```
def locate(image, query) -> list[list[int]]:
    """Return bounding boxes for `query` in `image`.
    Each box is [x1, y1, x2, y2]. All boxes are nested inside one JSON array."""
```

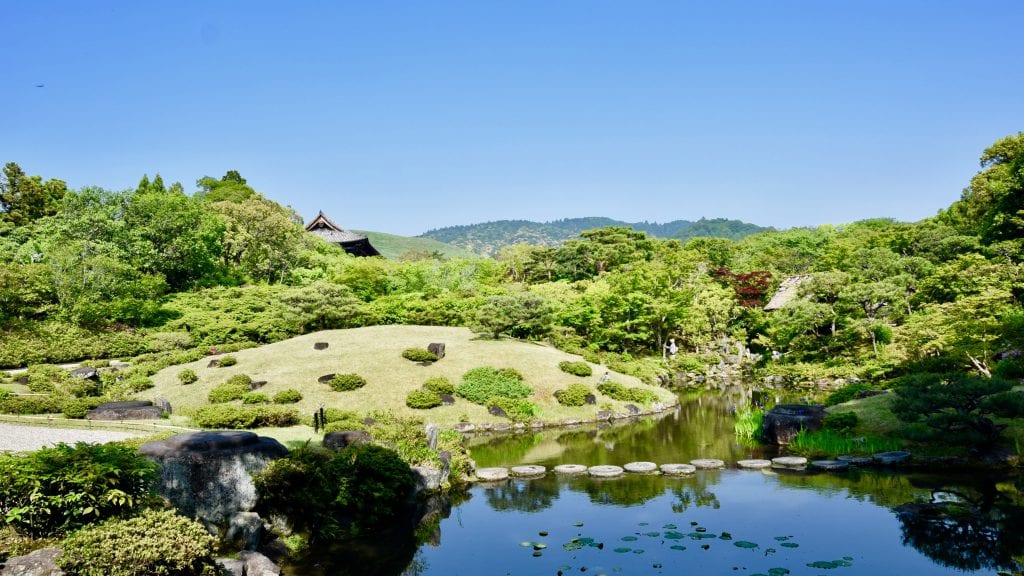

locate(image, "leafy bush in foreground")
[[558, 361, 592, 377], [0, 442, 158, 538], [329, 373, 367, 392], [57, 509, 220, 576], [456, 367, 532, 405], [554, 382, 592, 407], [190, 405, 299, 429]]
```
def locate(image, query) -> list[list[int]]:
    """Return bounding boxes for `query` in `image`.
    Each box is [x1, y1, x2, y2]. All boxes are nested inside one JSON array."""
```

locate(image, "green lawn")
[[139, 326, 676, 429]]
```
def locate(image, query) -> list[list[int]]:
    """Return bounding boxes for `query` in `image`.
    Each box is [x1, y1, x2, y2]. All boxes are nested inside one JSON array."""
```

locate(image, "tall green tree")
[[0, 162, 67, 226]]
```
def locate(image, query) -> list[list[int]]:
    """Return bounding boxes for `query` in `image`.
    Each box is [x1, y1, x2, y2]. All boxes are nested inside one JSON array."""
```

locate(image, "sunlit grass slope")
[[140, 326, 675, 428]]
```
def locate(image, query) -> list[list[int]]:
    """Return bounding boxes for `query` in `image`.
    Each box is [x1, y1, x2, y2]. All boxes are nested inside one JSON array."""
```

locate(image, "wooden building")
[[305, 211, 380, 257]]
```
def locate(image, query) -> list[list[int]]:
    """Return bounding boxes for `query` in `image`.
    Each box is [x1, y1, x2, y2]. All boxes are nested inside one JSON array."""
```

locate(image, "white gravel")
[[0, 423, 143, 452]]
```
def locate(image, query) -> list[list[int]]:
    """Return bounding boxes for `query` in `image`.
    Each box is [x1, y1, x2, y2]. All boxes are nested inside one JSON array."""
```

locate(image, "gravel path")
[[0, 423, 143, 452]]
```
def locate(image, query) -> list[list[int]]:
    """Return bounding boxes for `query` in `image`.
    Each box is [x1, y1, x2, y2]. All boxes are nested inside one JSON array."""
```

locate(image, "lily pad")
[[734, 541, 759, 549], [575, 522, 585, 527], [688, 532, 717, 539], [695, 527, 707, 532], [774, 536, 790, 541], [663, 523, 678, 529], [631, 549, 645, 554], [781, 542, 799, 549], [767, 569, 791, 576], [520, 541, 535, 547], [670, 545, 687, 551], [614, 547, 632, 554], [534, 543, 547, 550], [644, 531, 660, 537], [621, 536, 638, 542], [539, 531, 549, 537], [532, 551, 542, 557], [807, 559, 853, 569], [719, 532, 733, 541], [664, 531, 685, 540]]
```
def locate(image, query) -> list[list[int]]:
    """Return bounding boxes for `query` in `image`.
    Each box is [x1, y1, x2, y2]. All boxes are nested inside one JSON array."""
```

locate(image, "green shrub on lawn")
[[402, 347, 438, 363], [190, 405, 299, 429], [60, 397, 105, 419], [0, 442, 158, 538], [406, 389, 443, 409], [242, 393, 269, 404], [177, 369, 199, 385], [554, 382, 592, 407], [207, 375, 252, 403], [273, 389, 303, 404], [456, 367, 532, 405], [423, 376, 454, 395], [329, 373, 367, 391], [596, 380, 659, 404], [823, 412, 859, 434], [217, 355, 237, 367], [57, 509, 220, 576], [486, 396, 539, 422], [558, 361, 592, 377]]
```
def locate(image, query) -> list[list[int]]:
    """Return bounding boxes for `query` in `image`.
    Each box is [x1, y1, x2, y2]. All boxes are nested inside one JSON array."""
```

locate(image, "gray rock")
[[454, 422, 475, 432], [660, 463, 696, 475], [68, 366, 98, 381], [837, 455, 872, 465], [588, 465, 624, 478], [623, 461, 658, 473], [154, 397, 173, 415], [690, 459, 725, 469], [139, 432, 287, 530], [475, 467, 509, 481], [240, 551, 281, 576], [317, 373, 336, 383], [761, 404, 826, 445], [510, 465, 546, 477], [595, 410, 614, 421], [427, 342, 446, 359], [226, 511, 263, 550], [412, 466, 445, 492], [313, 342, 329, 350], [873, 450, 912, 465], [87, 400, 164, 420], [584, 394, 596, 405], [488, 405, 508, 418], [249, 380, 267, 390], [0, 547, 63, 576], [553, 464, 588, 475], [811, 460, 849, 471], [736, 459, 772, 469], [624, 404, 641, 415], [425, 423, 439, 450], [771, 456, 808, 468], [323, 430, 372, 450], [439, 393, 455, 405]]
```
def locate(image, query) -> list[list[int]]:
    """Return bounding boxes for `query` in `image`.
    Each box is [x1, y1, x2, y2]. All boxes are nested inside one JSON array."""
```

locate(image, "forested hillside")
[[421, 217, 770, 256], [1, 134, 1022, 400]]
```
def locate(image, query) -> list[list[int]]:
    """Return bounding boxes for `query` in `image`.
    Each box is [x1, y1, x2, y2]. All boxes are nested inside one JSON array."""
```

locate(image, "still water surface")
[[293, 394, 1024, 575]]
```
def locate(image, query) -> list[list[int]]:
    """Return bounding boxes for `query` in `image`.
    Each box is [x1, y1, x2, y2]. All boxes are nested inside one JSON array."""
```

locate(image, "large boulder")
[[87, 400, 164, 420], [427, 342, 446, 359], [0, 548, 63, 576], [139, 431, 287, 531], [761, 404, 826, 445]]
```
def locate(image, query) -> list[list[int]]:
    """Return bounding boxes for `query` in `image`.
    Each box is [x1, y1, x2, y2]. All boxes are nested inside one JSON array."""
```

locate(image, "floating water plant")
[[781, 542, 799, 548], [806, 558, 854, 569], [767, 568, 791, 576], [670, 545, 687, 551], [643, 531, 660, 537], [621, 536, 638, 542], [614, 547, 631, 553], [734, 541, 759, 549], [664, 531, 685, 540]]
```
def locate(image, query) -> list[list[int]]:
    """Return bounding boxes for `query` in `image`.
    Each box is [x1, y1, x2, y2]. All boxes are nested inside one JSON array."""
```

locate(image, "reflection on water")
[[287, 392, 1024, 575]]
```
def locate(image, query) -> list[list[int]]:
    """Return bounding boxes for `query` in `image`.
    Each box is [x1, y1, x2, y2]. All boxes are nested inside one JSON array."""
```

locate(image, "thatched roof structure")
[[305, 211, 380, 257], [763, 275, 814, 311]]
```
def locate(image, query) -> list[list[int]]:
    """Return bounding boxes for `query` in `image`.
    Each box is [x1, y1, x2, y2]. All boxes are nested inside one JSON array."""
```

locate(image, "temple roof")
[[305, 211, 369, 243]]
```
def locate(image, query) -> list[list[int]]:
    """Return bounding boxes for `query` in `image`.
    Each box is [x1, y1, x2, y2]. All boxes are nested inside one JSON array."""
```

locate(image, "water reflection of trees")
[[669, 476, 720, 512], [484, 478, 560, 513]]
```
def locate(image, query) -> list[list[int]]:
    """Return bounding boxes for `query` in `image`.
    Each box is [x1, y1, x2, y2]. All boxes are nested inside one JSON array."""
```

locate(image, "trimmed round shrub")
[[242, 393, 269, 404], [190, 405, 300, 429], [423, 376, 455, 395], [57, 509, 219, 576], [329, 373, 367, 392], [456, 367, 532, 405], [207, 375, 252, 403], [323, 419, 367, 433], [597, 380, 659, 404], [121, 372, 154, 393], [0, 394, 63, 415], [177, 369, 199, 385], [273, 389, 303, 404], [406, 389, 443, 409], [217, 355, 237, 367], [558, 361, 593, 377], [402, 347, 438, 363], [486, 397, 539, 422], [60, 397, 105, 419], [554, 382, 591, 407]]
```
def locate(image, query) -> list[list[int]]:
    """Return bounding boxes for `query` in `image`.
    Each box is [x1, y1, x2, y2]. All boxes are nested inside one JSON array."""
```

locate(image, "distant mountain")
[[419, 217, 771, 256], [355, 230, 478, 260]]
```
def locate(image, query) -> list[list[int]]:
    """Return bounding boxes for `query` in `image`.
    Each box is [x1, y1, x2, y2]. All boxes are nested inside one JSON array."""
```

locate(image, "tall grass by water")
[[733, 409, 763, 445], [789, 429, 901, 458]]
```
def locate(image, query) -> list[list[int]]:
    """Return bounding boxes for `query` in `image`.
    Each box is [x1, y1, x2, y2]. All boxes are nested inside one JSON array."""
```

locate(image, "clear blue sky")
[[3, 1, 1022, 236]]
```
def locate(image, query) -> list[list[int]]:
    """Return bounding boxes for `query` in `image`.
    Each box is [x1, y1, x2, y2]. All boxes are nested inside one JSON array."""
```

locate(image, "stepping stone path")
[[476, 467, 510, 481], [623, 461, 658, 473], [588, 465, 625, 478], [554, 464, 588, 475], [837, 455, 872, 465], [771, 456, 808, 468], [873, 451, 912, 465], [660, 464, 696, 475], [736, 459, 772, 469], [690, 459, 725, 469], [510, 465, 546, 478], [811, 460, 850, 471]]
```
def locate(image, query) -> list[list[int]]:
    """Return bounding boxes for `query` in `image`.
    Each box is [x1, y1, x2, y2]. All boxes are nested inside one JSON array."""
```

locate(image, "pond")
[[286, 393, 1024, 576]]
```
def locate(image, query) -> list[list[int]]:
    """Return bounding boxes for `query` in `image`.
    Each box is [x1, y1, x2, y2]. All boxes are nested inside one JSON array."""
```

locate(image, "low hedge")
[[328, 373, 366, 392], [423, 376, 454, 395], [0, 394, 63, 415], [177, 369, 198, 385], [486, 397, 539, 422], [554, 382, 591, 407], [402, 347, 438, 363], [273, 389, 303, 404], [558, 361, 592, 377], [241, 393, 269, 404], [57, 509, 220, 576], [406, 389, 443, 409], [207, 375, 252, 403], [597, 381, 659, 404], [456, 367, 532, 405], [190, 405, 299, 429], [217, 355, 238, 367]]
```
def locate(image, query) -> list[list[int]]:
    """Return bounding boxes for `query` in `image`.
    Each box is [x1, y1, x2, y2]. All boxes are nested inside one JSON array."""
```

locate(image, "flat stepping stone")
[[690, 459, 725, 469], [873, 451, 912, 465], [811, 460, 849, 471], [837, 455, 872, 465], [588, 465, 625, 478], [736, 459, 773, 469], [623, 461, 658, 473], [554, 464, 588, 475], [510, 465, 546, 477], [475, 467, 509, 481], [771, 456, 808, 468], [660, 464, 696, 475]]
